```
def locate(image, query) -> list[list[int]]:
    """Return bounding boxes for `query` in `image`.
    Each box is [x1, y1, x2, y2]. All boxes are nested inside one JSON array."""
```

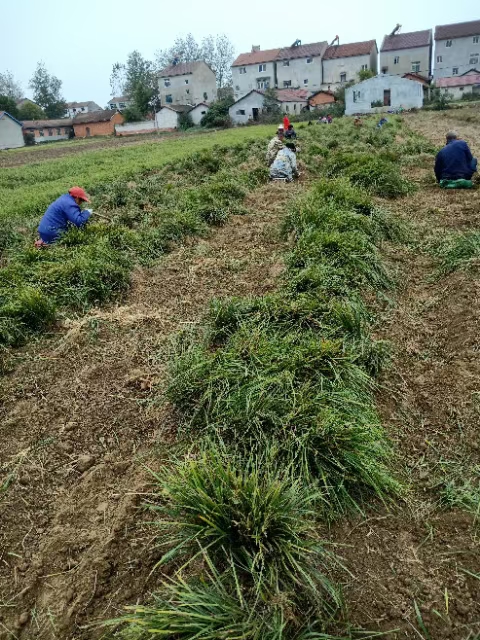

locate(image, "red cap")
[[68, 186, 90, 202]]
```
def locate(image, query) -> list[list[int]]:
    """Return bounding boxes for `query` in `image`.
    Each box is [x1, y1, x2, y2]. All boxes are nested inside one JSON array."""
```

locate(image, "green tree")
[[200, 96, 234, 128], [262, 88, 281, 116], [110, 51, 159, 117], [0, 95, 19, 118], [18, 101, 46, 120], [358, 68, 375, 82], [29, 63, 66, 118], [0, 71, 22, 100]]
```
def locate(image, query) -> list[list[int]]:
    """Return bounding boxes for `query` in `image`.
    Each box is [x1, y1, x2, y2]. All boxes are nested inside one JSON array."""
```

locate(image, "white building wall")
[[0, 116, 24, 149], [189, 105, 209, 125], [434, 35, 480, 79], [439, 84, 480, 99], [159, 63, 217, 105], [115, 120, 157, 135], [233, 61, 276, 99], [345, 75, 423, 115], [322, 53, 374, 90], [282, 100, 308, 114], [35, 132, 70, 143], [155, 108, 181, 129], [381, 45, 431, 77], [276, 56, 323, 92], [229, 92, 266, 125]]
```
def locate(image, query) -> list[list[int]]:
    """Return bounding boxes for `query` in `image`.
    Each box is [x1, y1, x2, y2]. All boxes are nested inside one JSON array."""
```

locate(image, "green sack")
[[439, 178, 474, 189]]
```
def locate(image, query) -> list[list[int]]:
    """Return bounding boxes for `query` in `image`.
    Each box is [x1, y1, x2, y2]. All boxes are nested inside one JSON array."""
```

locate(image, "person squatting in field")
[[37, 187, 92, 245], [269, 142, 299, 182], [434, 131, 477, 187], [266, 125, 285, 166]]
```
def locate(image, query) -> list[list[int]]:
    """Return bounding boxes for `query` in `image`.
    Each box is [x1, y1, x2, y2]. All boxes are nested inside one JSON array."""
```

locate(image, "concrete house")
[[276, 88, 309, 114], [158, 61, 217, 106], [0, 111, 24, 150], [231, 41, 327, 100], [64, 101, 102, 119], [22, 119, 73, 143], [189, 103, 209, 125], [155, 104, 193, 130], [345, 75, 423, 115], [380, 28, 432, 77], [108, 95, 132, 111], [228, 88, 308, 125], [322, 40, 378, 90], [436, 70, 480, 99], [73, 109, 124, 138], [434, 19, 480, 79], [309, 90, 336, 108]]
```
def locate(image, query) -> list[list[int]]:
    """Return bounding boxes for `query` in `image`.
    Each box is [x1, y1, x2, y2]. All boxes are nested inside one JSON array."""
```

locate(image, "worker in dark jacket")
[[434, 131, 477, 183], [37, 187, 91, 244]]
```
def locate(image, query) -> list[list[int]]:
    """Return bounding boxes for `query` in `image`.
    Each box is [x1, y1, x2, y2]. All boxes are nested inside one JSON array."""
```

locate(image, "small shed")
[[229, 90, 269, 125], [436, 70, 480, 100], [155, 104, 193, 130], [189, 103, 209, 125], [345, 75, 423, 115], [73, 109, 124, 138], [0, 111, 24, 150], [276, 89, 309, 115], [308, 90, 336, 108], [22, 119, 73, 143]]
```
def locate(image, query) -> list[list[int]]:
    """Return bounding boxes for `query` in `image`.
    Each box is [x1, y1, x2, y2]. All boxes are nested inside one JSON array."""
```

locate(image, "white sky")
[[0, 0, 476, 106]]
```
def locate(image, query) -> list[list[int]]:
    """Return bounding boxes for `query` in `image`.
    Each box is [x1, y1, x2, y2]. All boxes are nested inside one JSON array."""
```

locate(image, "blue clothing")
[[38, 193, 91, 243], [269, 147, 298, 181], [434, 139, 477, 182]]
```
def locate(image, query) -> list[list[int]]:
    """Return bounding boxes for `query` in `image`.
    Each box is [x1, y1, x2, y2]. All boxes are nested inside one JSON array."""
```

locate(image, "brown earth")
[[329, 110, 480, 639], [0, 182, 297, 639]]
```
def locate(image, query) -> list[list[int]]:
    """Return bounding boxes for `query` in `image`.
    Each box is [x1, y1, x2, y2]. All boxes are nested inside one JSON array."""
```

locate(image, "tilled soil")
[[0, 182, 296, 639], [329, 111, 480, 639]]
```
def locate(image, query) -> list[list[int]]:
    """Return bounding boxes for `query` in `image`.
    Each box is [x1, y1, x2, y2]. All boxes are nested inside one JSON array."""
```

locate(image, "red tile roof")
[[277, 42, 327, 61], [159, 61, 209, 77], [22, 119, 73, 128], [73, 110, 118, 124], [435, 19, 480, 40], [381, 29, 432, 52], [436, 73, 480, 88], [232, 48, 281, 67], [402, 72, 430, 85], [323, 40, 377, 60], [275, 89, 309, 102]]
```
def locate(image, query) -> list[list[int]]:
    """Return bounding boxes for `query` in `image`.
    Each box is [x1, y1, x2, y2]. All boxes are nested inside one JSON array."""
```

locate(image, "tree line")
[[0, 64, 66, 120]]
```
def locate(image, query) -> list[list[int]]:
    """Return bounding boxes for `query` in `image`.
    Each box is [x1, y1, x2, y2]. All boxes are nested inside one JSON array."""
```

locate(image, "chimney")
[[251, 45, 260, 53]]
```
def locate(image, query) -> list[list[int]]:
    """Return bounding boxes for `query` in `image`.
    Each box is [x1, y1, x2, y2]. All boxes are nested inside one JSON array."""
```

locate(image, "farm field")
[[0, 110, 479, 640]]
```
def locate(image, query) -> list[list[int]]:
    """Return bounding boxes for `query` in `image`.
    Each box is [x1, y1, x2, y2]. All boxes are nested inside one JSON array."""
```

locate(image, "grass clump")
[[432, 231, 480, 275]]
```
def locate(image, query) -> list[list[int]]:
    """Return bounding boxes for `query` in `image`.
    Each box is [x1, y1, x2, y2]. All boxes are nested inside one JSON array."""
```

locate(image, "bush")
[[432, 231, 480, 275], [178, 111, 194, 130], [201, 97, 235, 128]]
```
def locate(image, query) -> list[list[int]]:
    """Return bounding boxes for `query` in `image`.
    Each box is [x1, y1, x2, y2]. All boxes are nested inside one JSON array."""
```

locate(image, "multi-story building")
[[158, 61, 217, 106], [321, 40, 378, 90], [64, 101, 102, 119], [380, 28, 432, 78], [231, 41, 327, 100], [108, 95, 133, 111], [434, 19, 480, 79]]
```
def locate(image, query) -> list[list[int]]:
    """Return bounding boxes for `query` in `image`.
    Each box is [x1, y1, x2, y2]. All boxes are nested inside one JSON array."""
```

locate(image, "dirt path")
[[330, 113, 480, 639], [0, 182, 297, 639]]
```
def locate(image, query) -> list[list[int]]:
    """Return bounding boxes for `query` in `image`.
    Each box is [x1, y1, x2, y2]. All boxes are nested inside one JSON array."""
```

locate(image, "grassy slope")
[[0, 125, 274, 220]]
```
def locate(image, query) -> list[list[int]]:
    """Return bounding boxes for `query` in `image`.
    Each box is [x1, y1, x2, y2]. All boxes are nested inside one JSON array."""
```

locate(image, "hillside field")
[[0, 108, 480, 640]]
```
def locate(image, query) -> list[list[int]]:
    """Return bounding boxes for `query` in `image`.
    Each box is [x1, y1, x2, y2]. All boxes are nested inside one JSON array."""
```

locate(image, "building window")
[[186, 89, 190, 94], [81, 107, 85, 111], [306, 57, 312, 63], [164, 79, 171, 87], [340, 72, 347, 83], [64, 109, 69, 116], [201, 110, 206, 115], [304, 79, 308, 85], [362, 63, 369, 70], [258, 64, 266, 72], [236, 109, 246, 115], [73, 108, 77, 113], [257, 79, 270, 89], [235, 85, 240, 90], [239, 67, 246, 74], [39, 129, 44, 137], [283, 80, 291, 87], [353, 90, 361, 102], [437, 55, 442, 63], [285, 105, 289, 112], [459, 87, 464, 91], [110, 103, 116, 109], [48, 129, 53, 136], [381, 67, 388, 74], [203, 92, 208, 101], [452, 67, 458, 75], [185, 79, 189, 84], [166, 94, 173, 103], [86, 127, 91, 137], [56, 128, 61, 135], [119, 102, 126, 109], [411, 61, 421, 72], [469, 57, 479, 65], [446, 40, 452, 47], [283, 60, 289, 66], [293, 104, 297, 110], [474, 36, 479, 44], [64, 128, 70, 134], [394, 57, 399, 64]]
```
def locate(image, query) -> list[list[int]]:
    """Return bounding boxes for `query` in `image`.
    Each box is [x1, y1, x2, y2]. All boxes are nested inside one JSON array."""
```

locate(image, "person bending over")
[[270, 142, 299, 182], [37, 187, 91, 245], [434, 131, 477, 184]]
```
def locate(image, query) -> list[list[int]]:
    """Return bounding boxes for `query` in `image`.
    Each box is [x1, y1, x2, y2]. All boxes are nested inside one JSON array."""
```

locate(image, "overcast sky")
[[0, 0, 476, 106]]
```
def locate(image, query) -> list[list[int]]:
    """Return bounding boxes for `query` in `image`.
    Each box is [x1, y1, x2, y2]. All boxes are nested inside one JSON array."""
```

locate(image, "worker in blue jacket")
[[434, 131, 477, 183], [37, 186, 91, 244]]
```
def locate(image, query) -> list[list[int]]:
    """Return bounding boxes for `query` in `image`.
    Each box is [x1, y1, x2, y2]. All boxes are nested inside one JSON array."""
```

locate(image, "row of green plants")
[[0, 140, 270, 358], [112, 118, 417, 638]]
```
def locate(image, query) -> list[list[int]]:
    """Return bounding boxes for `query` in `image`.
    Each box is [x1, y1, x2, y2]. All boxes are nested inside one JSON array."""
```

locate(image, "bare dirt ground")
[[0, 130, 213, 168], [330, 110, 480, 639], [0, 182, 296, 639]]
